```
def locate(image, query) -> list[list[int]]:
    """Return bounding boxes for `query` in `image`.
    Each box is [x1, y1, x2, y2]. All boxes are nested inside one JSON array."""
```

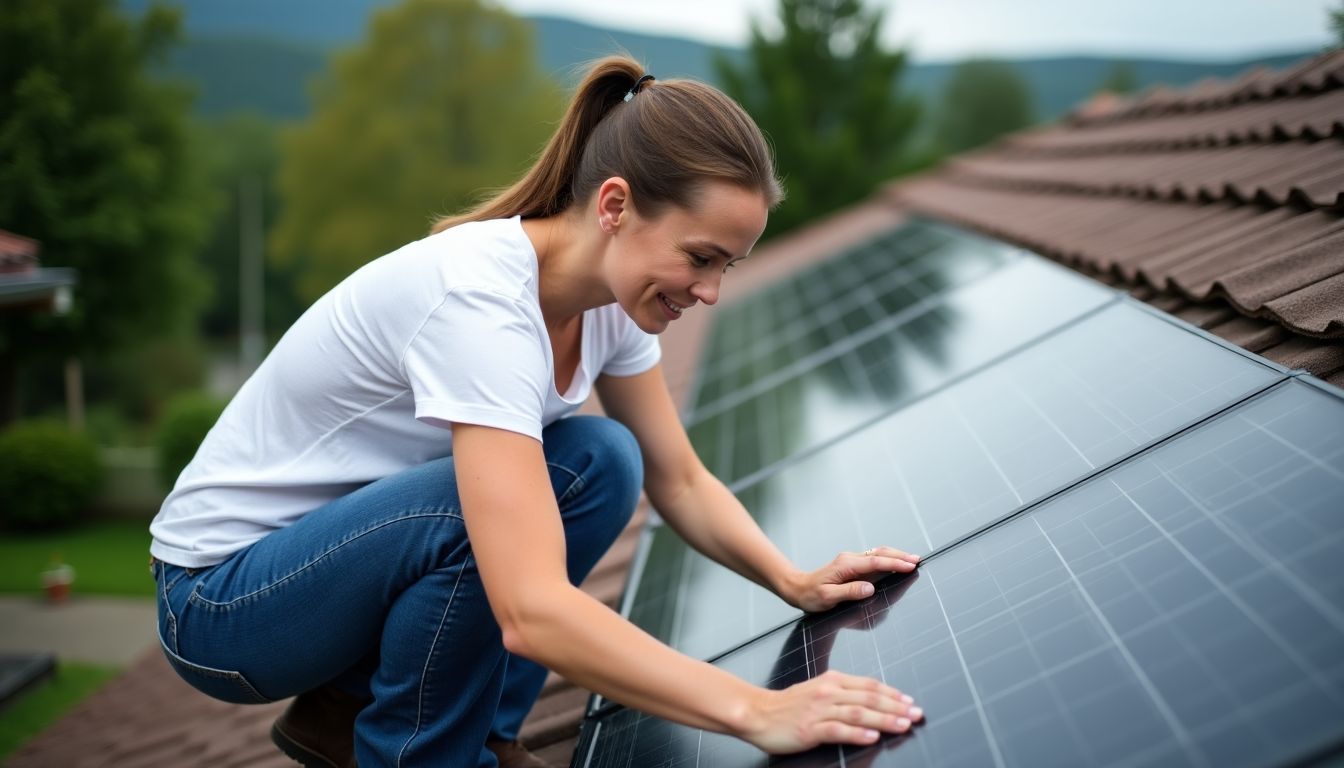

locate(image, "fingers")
[[849, 548, 924, 581], [859, 546, 920, 564], [809, 672, 922, 745]]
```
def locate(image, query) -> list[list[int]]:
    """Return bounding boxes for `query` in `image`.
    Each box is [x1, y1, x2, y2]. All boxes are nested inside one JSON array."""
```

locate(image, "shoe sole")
[[271, 720, 343, 768]]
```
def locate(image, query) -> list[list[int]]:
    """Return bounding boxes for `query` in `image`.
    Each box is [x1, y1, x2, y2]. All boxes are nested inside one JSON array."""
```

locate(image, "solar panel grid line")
[[721, 294, 1124, 496], [1149, 459, 1344, 637], [1029, 516, 1208, 766], [916, 376, 1290, 567], [922, 567, 1010, 768], [694, 266, 923, 414], [696, 248, 884, 389], [692, 221, 1013, 402], [1105, 478, 1344, 712], [685, 259, 1022, 426], [696, 265, 887, 411], [946, 395, 1030, 507]]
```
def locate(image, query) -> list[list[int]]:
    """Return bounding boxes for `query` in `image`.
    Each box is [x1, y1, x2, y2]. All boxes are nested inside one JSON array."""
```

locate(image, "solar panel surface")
[[630, 301, 1284, 659], [689, 256, 1114, 485], [692, 222, 1014, 412], [584, 380, 1344, 768]]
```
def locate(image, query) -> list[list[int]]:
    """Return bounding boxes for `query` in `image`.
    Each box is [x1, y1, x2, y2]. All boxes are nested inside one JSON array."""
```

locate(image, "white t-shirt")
[[150, 216, 660, 567]]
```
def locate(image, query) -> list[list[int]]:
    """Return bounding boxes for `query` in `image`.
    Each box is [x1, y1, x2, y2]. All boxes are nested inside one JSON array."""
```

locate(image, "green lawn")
[[0, 521, 155, 598], [0, 661, 122, 760]]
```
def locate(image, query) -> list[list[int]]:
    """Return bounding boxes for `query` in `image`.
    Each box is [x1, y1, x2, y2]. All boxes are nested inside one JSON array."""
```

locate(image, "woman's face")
[[602, 180, 769, 334]]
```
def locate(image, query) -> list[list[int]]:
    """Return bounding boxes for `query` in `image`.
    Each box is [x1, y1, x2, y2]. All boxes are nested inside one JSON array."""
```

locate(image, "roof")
[[0, 229, 75, 312], [0, 228, 39, 273], [11, 51, 1344, 767], [890, 50, 1344, 387]]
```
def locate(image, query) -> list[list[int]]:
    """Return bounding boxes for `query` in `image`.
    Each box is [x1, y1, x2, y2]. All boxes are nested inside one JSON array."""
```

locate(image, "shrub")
[[156, 392, 225, 490], [0, 420, 104, 531]]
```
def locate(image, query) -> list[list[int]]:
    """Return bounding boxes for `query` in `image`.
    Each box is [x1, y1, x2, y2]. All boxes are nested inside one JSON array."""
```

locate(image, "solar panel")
[[630, 301, 1283, 660], [693, 222, 1015, 410], [585, 379, 1344, 768], [689, 256, 1115, 485]]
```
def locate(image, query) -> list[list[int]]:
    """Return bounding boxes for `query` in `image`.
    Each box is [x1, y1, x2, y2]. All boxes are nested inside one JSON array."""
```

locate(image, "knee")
[[545, 416, 643, 522]]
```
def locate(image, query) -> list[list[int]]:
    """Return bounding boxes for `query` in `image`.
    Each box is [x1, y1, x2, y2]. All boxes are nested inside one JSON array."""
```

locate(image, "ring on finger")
[[863, 548, 876, 556]]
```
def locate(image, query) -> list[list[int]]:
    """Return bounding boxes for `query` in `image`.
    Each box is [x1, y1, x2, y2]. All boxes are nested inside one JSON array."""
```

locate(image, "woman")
[[149, 56, 923, 767]]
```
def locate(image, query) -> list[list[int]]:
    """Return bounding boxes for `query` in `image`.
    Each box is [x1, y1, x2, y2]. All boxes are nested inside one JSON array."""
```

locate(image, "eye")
[[723, 261, 739, 272], [688, 253, 712, 268]]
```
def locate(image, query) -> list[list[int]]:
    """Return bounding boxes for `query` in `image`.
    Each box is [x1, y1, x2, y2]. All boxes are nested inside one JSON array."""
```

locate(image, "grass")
[[0, 661, 122, 760], [0, 520, 155, 598]]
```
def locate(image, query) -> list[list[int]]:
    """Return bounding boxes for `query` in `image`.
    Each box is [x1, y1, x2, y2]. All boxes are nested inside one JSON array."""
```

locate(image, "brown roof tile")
[[892, 50, 1344, 371]]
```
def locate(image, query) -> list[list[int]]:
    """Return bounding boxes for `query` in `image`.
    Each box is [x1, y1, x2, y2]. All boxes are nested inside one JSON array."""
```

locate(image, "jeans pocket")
[[158, 639, 273, 705]]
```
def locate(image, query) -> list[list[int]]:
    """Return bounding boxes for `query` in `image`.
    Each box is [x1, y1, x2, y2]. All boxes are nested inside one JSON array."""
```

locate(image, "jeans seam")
[[157, 634, 273, 704], [398, 551, 471, 768], [159, 564, 180, 654], [189, 509, 463, 610], [546, 461, 585, 503]]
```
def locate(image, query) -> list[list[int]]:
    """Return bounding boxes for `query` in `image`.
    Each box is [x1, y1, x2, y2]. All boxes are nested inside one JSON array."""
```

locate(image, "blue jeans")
[[153, 416, 642, 767]]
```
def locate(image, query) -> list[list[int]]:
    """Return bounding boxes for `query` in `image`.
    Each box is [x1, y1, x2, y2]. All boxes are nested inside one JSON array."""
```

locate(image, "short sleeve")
[[601, 314, 662, 377], [401, 288, 548, 440]]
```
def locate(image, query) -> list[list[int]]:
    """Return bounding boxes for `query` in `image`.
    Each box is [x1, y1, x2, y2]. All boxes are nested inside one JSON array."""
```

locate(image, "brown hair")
[[431, 55, 782, 233]]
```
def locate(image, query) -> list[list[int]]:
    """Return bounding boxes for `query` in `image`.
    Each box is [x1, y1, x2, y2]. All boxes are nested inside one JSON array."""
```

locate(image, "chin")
[[618, 296, 670, 334]]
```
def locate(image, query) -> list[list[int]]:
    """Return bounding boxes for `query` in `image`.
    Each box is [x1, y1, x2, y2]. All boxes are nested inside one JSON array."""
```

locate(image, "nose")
[[690, 274, 721, 306]]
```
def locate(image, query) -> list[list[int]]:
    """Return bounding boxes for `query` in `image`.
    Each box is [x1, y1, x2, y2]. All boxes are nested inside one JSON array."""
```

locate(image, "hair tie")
[[624, 74, 655, 102]]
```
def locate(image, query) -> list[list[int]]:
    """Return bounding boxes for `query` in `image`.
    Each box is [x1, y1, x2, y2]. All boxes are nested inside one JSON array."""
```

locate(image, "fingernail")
[[901, 694, 913, 704], [864, 729, 880, 740], [910, 706, 923, 720], [896, 718, 911, 730], [861, 583, 874, 596]]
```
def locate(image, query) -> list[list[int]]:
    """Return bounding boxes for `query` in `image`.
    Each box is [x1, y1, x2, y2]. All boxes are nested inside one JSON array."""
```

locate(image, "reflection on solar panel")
[[690, 256, 1114, 485], [632, 302, 1282, 660], [584, 380, 1344, 767], [580, 219, 1344, 767]]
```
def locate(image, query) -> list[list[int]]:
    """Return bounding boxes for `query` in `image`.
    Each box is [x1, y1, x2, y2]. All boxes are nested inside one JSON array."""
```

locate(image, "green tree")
[[716, 0, 921, 239], [0, 1, 210, 401], [935, 59, 1035, 154], [1099, 61, 1139, 95], [271, 0, 564, 303], [1332, 2, 1344, 46]]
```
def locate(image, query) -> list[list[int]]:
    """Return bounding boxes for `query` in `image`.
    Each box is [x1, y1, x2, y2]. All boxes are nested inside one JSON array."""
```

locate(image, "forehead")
[[662, 181, 768, 254]]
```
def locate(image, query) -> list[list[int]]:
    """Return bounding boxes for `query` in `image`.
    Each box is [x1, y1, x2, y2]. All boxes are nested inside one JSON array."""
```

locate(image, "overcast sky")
[[500, 0, 1336, 61]]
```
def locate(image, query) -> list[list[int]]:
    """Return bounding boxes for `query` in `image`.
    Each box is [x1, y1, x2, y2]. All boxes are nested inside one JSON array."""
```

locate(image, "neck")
[[522, 211, 614, 328]]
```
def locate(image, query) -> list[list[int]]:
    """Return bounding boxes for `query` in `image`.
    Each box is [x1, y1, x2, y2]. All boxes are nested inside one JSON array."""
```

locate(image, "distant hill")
[[121, 1, 1314, 124]]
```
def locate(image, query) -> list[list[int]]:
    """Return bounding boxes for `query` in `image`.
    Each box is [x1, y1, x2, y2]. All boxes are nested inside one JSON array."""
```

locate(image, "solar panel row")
[[579, 221, 1344, 768], [631, 301, 1283, 660], [583, 381, 1344, 768]]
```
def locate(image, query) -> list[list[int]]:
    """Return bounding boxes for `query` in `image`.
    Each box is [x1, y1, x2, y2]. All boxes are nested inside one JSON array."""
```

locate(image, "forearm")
[[510, 583, 761, 733], [650, 466, 804, 606]]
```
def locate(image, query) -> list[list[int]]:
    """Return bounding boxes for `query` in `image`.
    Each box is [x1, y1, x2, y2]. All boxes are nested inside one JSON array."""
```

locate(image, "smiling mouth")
[[658, 292, 688, 317]]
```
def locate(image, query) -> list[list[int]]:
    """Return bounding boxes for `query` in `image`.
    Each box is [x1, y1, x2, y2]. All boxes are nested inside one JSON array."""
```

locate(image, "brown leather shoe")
[[486, 739, 553, 768], [270, 683, 366, 768]]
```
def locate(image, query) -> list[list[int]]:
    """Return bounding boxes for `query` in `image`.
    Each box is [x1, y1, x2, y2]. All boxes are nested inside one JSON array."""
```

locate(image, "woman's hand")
[[738, 670, 923, 753], [783, 546, 920, 613]]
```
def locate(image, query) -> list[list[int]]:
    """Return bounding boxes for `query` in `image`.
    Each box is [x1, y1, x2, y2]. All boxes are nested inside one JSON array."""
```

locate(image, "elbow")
[[495, 585, 571, 663], [501, 624, 532, 659]]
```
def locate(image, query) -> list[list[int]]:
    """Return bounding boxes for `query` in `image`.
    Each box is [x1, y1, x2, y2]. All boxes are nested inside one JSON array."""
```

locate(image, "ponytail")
[[431, 55, 781, 233]]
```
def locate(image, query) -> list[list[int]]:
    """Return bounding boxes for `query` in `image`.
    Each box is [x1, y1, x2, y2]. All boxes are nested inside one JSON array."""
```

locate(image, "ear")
[[595, 177, 631, 234]]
